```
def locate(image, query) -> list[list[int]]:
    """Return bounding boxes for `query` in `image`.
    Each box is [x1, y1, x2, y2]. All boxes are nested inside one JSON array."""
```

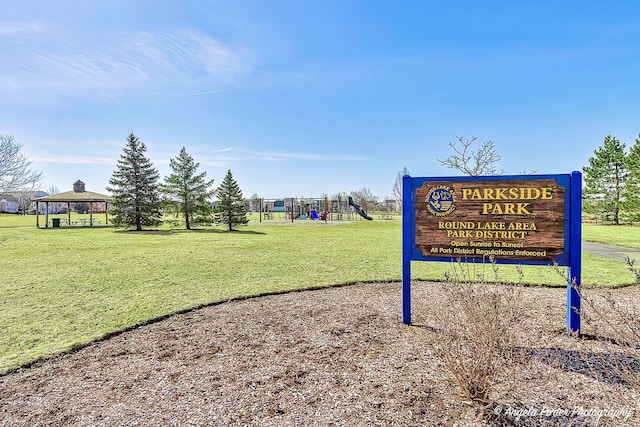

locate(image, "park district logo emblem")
[[425, 185, 456, 216]]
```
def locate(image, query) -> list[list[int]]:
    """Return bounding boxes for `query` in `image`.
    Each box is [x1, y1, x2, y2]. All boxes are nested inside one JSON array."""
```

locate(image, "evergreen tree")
[[162, 147, 215, 230], [623, 134, 640, 221], [214, 169, 248, 231], [107, 132, 162, 231], [583, 135, 627, 225]]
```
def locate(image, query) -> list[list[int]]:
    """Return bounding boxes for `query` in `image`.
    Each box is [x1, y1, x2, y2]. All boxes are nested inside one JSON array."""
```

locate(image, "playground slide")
[[348, 196, 373, 221]]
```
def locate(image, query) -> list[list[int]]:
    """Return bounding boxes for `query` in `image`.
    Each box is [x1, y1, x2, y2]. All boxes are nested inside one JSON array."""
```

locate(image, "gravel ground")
[[2, 281, 640, 426]]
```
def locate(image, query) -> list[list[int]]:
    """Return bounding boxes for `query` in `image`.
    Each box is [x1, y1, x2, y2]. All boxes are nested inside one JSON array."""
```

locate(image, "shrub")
[[430, 258, 526, 406], [569, 257, 640, 404]]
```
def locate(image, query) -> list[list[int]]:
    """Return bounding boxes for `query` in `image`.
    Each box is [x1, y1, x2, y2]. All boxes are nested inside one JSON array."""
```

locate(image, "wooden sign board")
[[414, 177, 567, 264], [402, 173, 582, 333]]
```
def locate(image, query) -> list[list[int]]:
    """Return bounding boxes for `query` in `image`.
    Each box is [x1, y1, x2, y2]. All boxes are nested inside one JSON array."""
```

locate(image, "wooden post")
[[325, 196, 328, 223]]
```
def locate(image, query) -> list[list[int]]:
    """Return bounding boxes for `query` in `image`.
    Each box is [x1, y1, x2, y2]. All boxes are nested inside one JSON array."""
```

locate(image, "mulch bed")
[[1, 282, 639, 426]]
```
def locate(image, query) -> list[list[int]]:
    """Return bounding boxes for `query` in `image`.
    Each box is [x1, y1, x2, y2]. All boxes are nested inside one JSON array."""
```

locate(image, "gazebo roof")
[[33, 190, 113, 203]]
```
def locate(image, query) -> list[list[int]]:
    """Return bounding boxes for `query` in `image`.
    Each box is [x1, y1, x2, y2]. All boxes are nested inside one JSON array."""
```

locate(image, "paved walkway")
[[582, 241, 640, 263]]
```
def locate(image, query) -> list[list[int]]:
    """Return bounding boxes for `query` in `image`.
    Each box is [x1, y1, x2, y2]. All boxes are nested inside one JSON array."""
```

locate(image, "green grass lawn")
[[582, 223, 640, 249], [0, 212, 110, 228], [0, 218, 636, 374]]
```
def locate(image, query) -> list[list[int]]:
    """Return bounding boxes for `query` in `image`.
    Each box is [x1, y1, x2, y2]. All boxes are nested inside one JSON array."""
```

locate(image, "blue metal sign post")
[[567, 171, 582, 333], [402, 172, 582, 334]]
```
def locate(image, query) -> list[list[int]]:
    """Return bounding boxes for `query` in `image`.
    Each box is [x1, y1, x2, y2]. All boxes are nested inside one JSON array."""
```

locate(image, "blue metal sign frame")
[[402, 172, 582, 333]]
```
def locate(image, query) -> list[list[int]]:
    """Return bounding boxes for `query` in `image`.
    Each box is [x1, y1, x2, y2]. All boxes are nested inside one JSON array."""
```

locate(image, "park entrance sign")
[[415, 178, 567, 263], [402, 172, 582, 333]]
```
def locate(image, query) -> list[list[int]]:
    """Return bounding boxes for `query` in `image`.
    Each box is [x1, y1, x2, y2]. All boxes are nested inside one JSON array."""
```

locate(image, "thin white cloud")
[[249, 151, 366, 162], [29, 154, 116, 165], [0, 21, 49, 36], [27, 142, 365, 171], [190, 86, 247, 96], [190, 146, 366, 163], [190, 81, 270, 96], [2, 24, 252, 98], [23, 137, 123, 166]]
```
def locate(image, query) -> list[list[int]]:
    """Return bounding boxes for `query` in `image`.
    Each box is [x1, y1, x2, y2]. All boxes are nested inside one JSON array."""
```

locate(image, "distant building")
[[273, 200, 285, 212], [0, 191, 49, 214]]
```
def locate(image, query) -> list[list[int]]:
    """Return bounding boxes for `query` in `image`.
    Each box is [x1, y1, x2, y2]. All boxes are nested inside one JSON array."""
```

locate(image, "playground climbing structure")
[[251, 193, 374, 223]]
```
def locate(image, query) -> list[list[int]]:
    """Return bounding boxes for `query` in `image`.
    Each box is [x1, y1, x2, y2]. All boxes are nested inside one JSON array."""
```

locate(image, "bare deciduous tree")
[[392, 166, 409, 211], [249, 193, 262, 212], [0, 134, 43, 193], [350, 187, 378, 212], [438, 136, 503, 176], [47, 185, 64, 213], [13, 184, 39, 215]]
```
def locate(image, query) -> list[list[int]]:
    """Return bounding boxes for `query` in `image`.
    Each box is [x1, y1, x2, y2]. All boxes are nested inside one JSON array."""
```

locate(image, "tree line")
[[107, 132, 247, 231], [113, 131, 640, 227], [4, 131, 640, 226], [1, 131, 389, 224], [583, 134, 640, 225]]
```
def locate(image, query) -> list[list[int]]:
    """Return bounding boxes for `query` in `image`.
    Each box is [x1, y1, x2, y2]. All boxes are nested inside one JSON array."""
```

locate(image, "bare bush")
[[576, 263, 640, 394], [430, 258, 526, 406], [551, 258, 640, 410]]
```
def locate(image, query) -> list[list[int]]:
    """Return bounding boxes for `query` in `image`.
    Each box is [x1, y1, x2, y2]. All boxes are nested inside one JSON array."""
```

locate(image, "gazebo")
[[33, 180, 113, 228]]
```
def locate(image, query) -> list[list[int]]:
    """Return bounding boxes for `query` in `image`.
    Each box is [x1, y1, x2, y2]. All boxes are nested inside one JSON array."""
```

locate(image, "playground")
[[249, 193, 378, 222]]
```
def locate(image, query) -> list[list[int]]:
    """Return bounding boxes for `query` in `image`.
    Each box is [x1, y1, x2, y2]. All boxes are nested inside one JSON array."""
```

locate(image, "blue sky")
[[2, 1, 640, 200]]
